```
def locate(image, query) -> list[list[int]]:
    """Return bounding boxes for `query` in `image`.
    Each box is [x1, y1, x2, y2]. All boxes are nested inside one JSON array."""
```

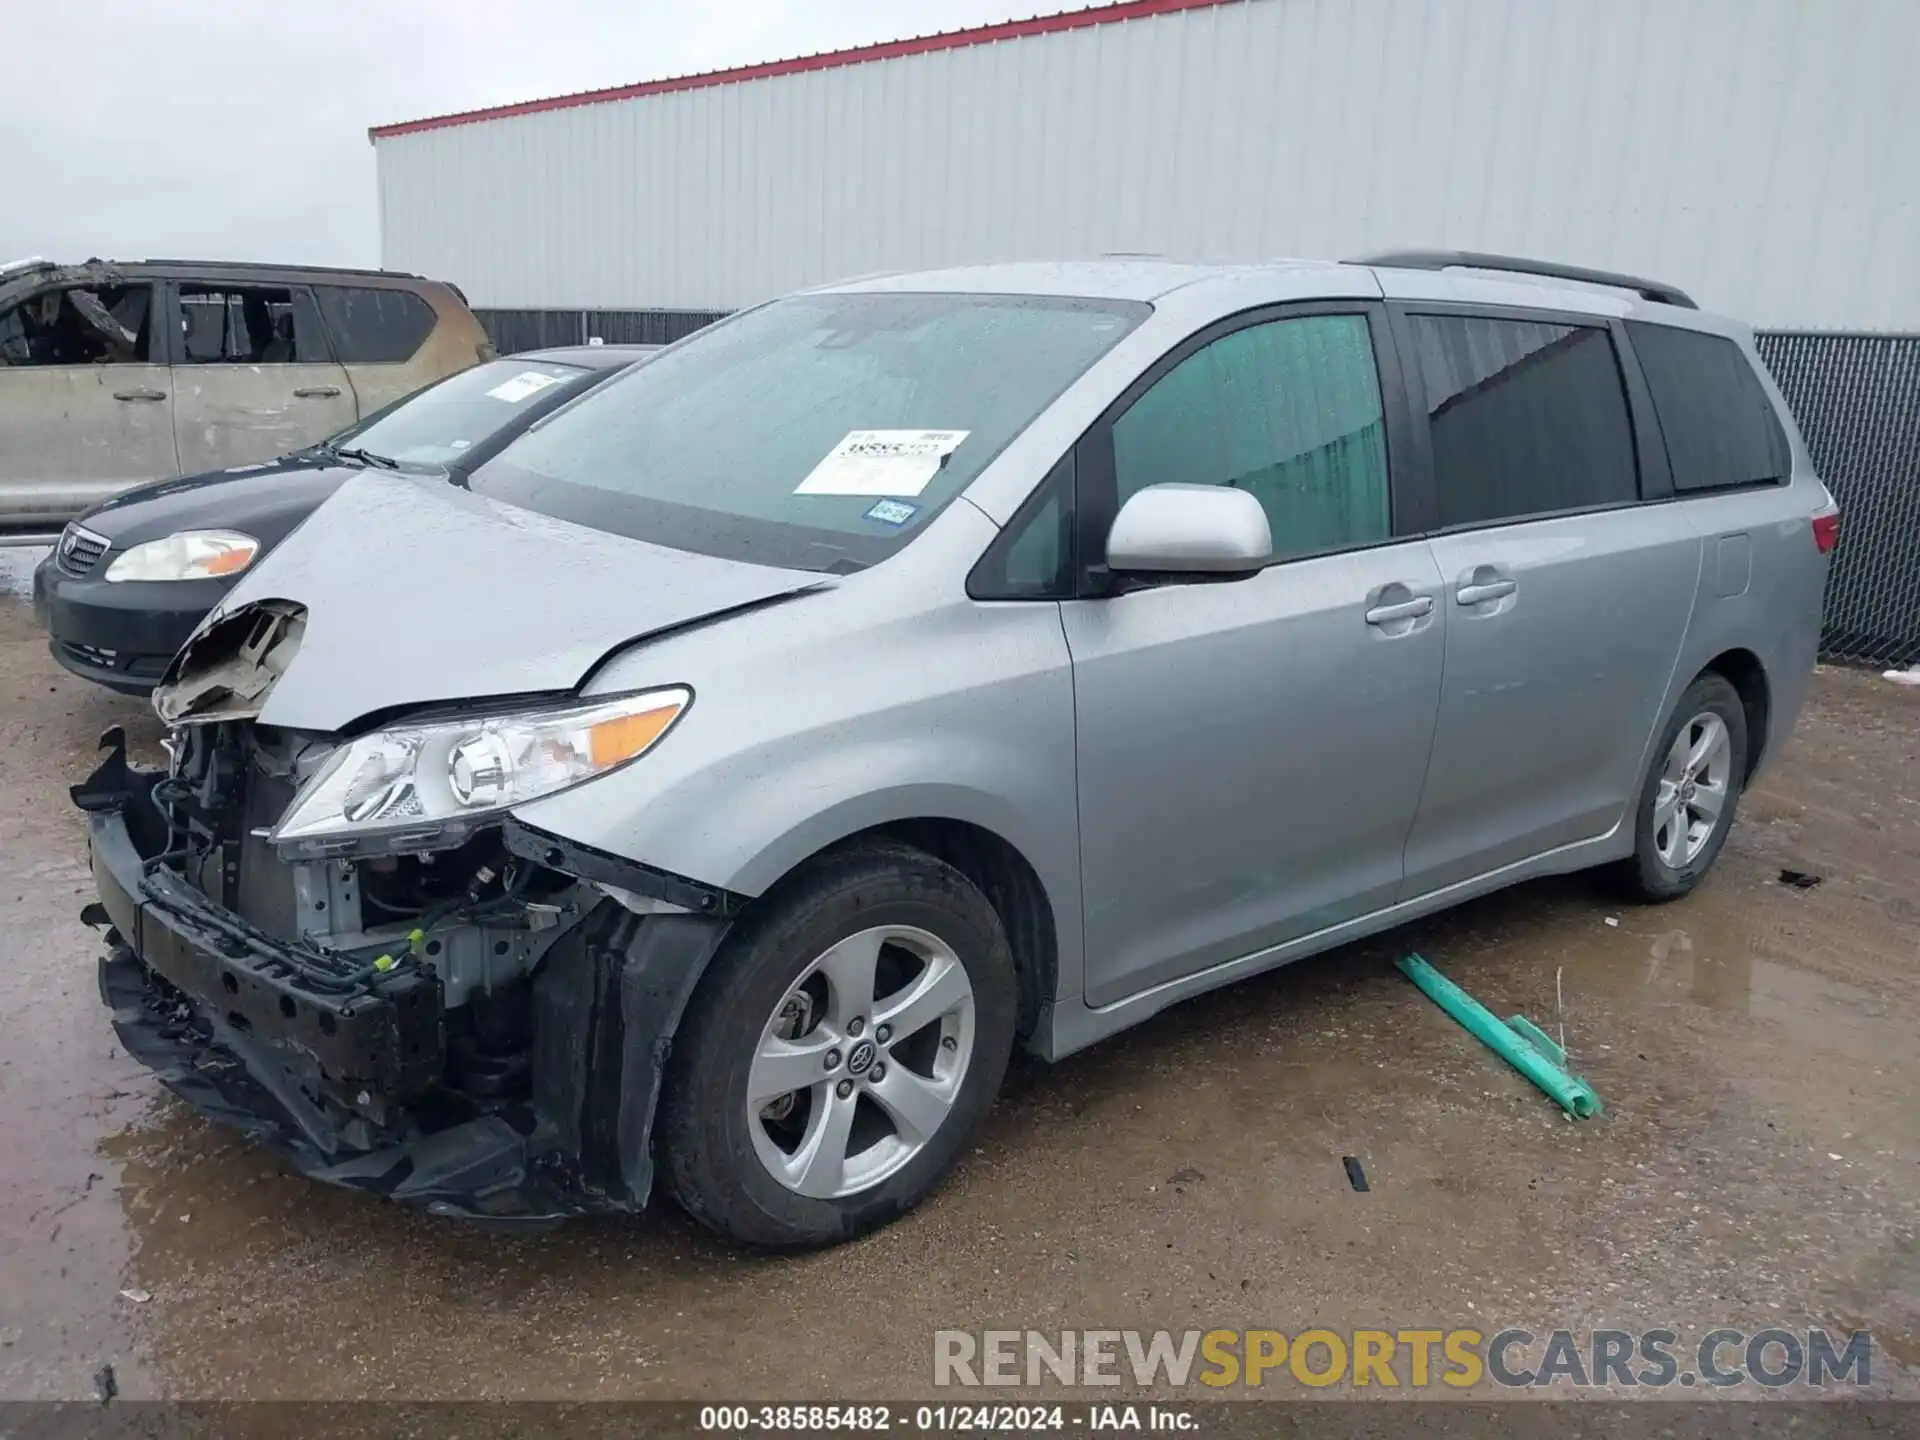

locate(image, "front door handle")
[[1365, 595, 1435, 626], [293, 385, 342, 399], [1457, 579, 1517, 606], [112, 388, 166, 402]]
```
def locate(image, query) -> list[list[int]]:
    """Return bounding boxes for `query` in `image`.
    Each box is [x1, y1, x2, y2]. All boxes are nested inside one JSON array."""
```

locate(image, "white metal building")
[[371, 0, 1920, 332]]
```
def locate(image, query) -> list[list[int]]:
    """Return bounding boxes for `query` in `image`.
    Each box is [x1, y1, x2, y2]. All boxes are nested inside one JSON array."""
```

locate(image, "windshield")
[[471, 292, 1149, 571], [333, 358, 592, 470]]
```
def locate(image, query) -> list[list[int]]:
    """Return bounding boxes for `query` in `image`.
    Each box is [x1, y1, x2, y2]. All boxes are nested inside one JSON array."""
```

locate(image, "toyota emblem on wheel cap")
[[846, 1039, 877, 1075]]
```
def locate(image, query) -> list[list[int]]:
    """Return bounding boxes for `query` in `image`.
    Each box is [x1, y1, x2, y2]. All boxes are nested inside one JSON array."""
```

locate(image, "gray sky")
[[2, 0, 1050, 269]]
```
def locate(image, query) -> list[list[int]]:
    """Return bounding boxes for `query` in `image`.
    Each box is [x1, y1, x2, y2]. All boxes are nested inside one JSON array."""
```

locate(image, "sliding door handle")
[[293, 385, 342, 399], [112, 388, 166, 402], [1457, 579, 1517, 605], [1365, 595, 1435, 626]]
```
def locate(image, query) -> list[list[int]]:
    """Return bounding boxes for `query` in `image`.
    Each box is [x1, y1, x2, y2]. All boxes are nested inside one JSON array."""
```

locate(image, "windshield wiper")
[[330, 445, 399, 470]]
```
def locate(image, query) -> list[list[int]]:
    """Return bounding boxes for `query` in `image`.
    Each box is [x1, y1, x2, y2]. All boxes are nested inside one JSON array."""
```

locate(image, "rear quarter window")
[[1627, 322, 1792, 492], [315, 286, 437, 364]]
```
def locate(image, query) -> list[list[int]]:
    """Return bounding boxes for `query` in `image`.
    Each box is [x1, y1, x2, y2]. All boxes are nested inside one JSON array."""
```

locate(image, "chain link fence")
[[1757, 332, 1920, 668]]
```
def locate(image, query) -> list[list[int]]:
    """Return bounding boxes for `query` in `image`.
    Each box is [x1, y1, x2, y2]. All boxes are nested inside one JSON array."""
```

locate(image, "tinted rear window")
[[1627, 322, 1791, 491], [1408, 314, 1640, 528], [316, 286, 436, 363]]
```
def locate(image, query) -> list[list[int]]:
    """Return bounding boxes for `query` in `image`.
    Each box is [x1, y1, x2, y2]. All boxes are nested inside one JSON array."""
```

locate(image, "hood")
[[162, 471, 825, 732], [80, 453, 360, 552]]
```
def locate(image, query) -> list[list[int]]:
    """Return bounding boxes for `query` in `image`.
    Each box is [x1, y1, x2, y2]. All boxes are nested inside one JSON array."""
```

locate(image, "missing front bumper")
[[79, 727, 736, 1225], [98, 948, 585, 1226], [89, 791, 591, 1224]]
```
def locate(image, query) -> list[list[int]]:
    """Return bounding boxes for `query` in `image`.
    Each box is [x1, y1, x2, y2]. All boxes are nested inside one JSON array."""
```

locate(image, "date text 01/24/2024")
[[697, 1404, 1195, 1432]]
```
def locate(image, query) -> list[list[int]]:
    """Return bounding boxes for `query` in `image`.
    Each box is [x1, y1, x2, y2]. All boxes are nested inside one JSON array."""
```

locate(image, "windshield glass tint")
[[341, 359, 590, 468], [472, 292, 1149, 571]]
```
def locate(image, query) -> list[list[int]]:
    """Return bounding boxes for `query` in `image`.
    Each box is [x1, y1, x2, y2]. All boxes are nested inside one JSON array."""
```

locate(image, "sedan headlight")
[[270, 687, 691, 856], [105, 530, 259, 582]]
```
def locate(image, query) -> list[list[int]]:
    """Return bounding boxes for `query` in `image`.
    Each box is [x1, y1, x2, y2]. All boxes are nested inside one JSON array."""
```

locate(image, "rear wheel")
[[1618, 673, 1748, 902], [659, 841, 1017, 1248]]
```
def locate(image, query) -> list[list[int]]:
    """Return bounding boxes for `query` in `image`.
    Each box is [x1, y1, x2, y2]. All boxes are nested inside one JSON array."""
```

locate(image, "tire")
[[658, 840, 1018, 1248], [1617, 672, 1748, 902]]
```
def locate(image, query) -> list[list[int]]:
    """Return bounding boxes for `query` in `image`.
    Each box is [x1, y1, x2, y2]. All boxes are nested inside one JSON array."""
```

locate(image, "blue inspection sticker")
[[864, 498, 919, 527]]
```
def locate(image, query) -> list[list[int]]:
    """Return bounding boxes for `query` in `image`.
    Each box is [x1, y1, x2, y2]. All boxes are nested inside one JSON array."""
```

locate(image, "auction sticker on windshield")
[[487, 371, 565, 404], [864, 498, 919, 526], [795, 430, 969, 497]]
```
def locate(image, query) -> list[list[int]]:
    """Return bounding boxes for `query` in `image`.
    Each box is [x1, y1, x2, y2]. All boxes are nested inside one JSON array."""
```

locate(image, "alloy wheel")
[[1652, 711, 1732, 868], [746, 925, 976, 1198]]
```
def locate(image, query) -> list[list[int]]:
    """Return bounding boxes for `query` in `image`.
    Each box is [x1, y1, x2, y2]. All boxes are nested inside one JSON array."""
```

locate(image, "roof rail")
[[1349, 249, 1698, 309], [140, 258, 425, 280]]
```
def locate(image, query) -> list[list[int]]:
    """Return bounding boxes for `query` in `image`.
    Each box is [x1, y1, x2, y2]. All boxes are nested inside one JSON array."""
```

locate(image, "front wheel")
[[1617, 672, 1748, 902], [659, 841, 1017, 1248]]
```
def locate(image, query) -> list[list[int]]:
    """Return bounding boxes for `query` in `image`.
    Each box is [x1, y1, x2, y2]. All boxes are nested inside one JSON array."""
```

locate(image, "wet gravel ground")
[[0, 545, 1915, 1405]]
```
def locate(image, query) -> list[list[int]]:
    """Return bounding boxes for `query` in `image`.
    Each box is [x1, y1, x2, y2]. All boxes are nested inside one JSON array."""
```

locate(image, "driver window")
[[1111, 313, 1391, 562], [0, 284, 154, 366]]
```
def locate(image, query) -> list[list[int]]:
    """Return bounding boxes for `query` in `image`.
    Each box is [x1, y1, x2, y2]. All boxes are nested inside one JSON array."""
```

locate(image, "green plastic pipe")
[[1396, 953, 1603, 1119]]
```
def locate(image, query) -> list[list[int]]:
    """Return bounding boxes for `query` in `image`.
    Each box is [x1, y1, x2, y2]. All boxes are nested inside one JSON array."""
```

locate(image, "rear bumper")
[[89, 801, 591, 1226]]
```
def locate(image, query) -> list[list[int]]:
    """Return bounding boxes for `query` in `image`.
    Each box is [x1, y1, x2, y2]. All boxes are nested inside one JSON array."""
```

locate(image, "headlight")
[[270, 687, 690, 856], [105, 530, 259, 582]]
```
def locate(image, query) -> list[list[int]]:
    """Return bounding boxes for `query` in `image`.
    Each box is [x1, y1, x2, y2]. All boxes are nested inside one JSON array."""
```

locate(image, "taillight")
[[1812, 509, 1840, 554]]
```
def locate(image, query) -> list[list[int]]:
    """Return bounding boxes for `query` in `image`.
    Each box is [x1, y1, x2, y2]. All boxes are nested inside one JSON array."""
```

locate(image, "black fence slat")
[[473, 308, 729, 354], [584, 308, 730, 345], [473, 308, 585, 352], [1756, 332, 1920, 668]]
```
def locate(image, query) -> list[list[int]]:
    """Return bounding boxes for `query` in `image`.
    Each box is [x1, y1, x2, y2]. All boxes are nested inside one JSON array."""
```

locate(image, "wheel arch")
[[742, 812, 1063, 1047], [1698, 647, 1772, 782], [862, 818, 1056, 1045]]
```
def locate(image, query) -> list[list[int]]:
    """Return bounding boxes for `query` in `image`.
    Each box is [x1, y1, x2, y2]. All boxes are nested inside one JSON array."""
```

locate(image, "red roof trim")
[[368, 0, 1232, 140]]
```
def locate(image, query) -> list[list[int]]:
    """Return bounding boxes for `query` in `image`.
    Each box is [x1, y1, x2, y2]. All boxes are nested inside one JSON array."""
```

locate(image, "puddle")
[[1421, 868, 1916, 1061], [1582, 919, 1896, 1032], [0, 548, 47, 600]]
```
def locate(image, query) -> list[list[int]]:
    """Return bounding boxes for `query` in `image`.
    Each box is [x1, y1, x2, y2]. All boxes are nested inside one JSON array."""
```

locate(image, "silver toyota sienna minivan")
[[79, 253, 1836, 1246]]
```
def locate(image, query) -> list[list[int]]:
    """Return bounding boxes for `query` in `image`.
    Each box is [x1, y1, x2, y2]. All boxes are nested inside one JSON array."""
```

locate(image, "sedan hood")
[[161, 471, 825, 732], [80, 453, 362, 552]]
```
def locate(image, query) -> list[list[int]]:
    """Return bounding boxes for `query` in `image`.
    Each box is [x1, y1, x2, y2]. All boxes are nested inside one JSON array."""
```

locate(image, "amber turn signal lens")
[[587, 703, 683, 767], [203, 545, 258, 575]]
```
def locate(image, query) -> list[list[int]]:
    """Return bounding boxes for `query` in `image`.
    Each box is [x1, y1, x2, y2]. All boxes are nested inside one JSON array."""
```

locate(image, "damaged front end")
[[82, 605, 740, 1226]]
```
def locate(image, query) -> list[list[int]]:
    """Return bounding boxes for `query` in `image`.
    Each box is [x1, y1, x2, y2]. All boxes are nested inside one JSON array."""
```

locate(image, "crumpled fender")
[[530, 904, 733, 1208]]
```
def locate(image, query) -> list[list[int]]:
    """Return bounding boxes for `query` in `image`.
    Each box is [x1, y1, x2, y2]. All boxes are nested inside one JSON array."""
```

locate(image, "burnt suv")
[[0, 257, 490, 542]]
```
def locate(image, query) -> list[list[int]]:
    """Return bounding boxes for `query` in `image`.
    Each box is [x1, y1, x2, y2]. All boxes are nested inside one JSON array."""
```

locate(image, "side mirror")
[[1104, 483, 1272, 576]]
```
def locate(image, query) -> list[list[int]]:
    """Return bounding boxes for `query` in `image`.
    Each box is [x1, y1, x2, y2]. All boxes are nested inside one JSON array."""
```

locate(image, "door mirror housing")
[[1104, 483, 1272, 576]]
